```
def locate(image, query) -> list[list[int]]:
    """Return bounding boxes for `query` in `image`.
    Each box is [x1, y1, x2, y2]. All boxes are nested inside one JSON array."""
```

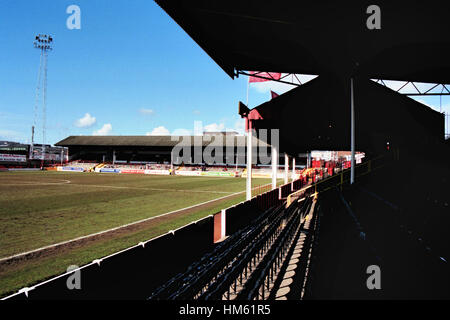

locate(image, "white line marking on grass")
[[67, 183, 234, 194], [0, 180, 71, 186], [0, 182, 271, 263]]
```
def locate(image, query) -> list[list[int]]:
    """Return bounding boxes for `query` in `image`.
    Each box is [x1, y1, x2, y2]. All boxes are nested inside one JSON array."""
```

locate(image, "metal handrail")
[[199, 207, 293, 300], [236, 197, 313, 300], [200, 198, 311, 300], [172, 205, 288, 300], [149, 204, 284, 300]]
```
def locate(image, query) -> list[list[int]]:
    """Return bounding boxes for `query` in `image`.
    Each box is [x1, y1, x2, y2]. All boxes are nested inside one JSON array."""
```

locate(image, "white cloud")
[[139, 108, 155, 115], [233, 118, 245, 135], [172, 128, 192, 135], [252, 81, 295, 95], [144, 119, 263, 137], [413, 98, 434, 108], [93, 123, 112, 136], [75, 113, 96, 128], [251, 74, 317, 95], [146, 127, 193, 136], [413, 98, 450, 113], [0, 129, 24, 142], [193, 110, 201, 115], [204, 123, 225, 132], [146, 126, 170, 136]]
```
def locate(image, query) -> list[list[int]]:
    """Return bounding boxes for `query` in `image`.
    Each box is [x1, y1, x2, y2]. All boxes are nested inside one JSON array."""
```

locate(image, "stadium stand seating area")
[[304, 150, 450, 299], [176, 164, 239, 172], [63, 161, 98, 170], [102, 163, 156, 170], [58, 160, 301, 176]]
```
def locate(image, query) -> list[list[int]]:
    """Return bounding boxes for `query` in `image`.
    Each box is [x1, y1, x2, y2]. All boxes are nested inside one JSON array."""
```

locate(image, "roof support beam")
[[374, 80, 450, 96], [236, 70, 303, 86]]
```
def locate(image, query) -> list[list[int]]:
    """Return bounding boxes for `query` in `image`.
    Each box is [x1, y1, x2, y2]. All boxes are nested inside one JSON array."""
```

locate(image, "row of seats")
[[63, 162, 98, 169]]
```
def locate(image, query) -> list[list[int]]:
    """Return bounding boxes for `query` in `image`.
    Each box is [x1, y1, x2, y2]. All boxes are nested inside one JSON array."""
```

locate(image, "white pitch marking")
[[0, 179, 71, 186], [67, 183, 234, 194]]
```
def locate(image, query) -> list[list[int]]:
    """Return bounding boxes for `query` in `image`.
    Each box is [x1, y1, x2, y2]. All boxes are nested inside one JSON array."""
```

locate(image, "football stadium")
[[1, 0, 450, 306]]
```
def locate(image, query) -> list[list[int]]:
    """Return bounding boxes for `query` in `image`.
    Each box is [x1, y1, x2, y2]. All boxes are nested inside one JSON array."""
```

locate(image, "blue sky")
[[0, 0, 448, 144], [0, 0, 276, 144]]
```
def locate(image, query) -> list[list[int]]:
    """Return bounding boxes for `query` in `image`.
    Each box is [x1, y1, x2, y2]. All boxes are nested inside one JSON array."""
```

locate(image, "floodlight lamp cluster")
[[34, 34, 53, 50]]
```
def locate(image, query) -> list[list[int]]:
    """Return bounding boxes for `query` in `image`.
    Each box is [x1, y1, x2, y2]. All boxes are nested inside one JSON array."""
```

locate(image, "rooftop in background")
[[203, 131, 239, 135], [0, 141, 31, 150], [0, 141, 22, 146], [55, 135, 270, 148]]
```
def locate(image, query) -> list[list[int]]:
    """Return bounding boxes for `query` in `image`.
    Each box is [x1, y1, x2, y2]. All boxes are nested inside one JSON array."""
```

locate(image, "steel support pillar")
[[284, 153, 289, 184], [291, 157, 296, 181], [272, 145, 278, 190], [246, 127, 253, 200], [350, 78, 355, 185]]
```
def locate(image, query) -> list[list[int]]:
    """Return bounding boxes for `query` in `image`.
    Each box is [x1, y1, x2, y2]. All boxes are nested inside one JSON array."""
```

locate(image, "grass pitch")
[[0, 171, 274, 298]]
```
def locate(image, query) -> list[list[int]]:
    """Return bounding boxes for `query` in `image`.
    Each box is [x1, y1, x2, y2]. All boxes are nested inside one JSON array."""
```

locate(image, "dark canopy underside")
[[249, 76, 444, 156], [156, 0, 450, 83]]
